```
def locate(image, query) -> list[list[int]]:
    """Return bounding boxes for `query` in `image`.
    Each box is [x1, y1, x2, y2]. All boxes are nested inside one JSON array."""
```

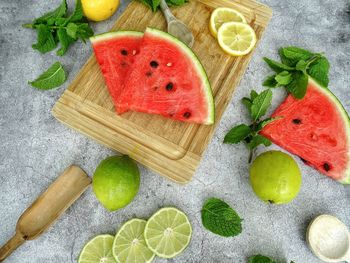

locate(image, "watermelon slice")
[[116, 28, 215, 125], [90, 31, 143, 113], [261, 78, 350, 184]]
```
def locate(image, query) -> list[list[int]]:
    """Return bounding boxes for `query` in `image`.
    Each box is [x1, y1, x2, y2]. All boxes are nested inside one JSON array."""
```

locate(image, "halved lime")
[[78, 234, 115, 263], [144, 207, 192, 258], [112, 219, 155, 263]]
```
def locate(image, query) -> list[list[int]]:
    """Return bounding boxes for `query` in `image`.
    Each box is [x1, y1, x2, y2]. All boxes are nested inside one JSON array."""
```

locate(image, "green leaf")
[[256, 117, 281, 131], [279, 46, 313, 67], [307, 57, 330, 87], [32, 24, 57, 53], [263, 57, 295, 73], [242, 97, 252, 112], [248, 255, 277, 263], [33, 0, 67, 24], [247, 135, 271, 149], [263, 75, 278, 88], [286, 71, 308, 99], [55, 17, 68, 26], [167, 0, 187, 6], [250, 89, 273, 121], [68, 0, 84, 22], [28, 62, 66, 90], [66, 23, 79, 39], [275, 71, 293, 85], [224, 124, 251, 144], [201, 198, 242, 237], [56, 28, 75, 56], [75, 23, 94, 42], [295, 60, 308, 73], [250, 90, 259, 100]]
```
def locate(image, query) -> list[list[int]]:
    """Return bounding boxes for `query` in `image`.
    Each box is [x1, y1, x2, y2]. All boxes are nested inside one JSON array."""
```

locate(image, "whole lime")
[[249, 151, 302, 204], [92, 155, 140, 211]]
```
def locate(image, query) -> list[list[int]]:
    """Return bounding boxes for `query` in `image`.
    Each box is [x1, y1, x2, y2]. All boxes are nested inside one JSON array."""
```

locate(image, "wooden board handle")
[[0, 232, 25, 262]]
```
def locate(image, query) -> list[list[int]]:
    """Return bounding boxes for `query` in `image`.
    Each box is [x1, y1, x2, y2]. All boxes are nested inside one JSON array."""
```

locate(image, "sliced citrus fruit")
[[210, 7, 247, 38], [217, 22, 257, 56], [144, 207, 192, 258], [78, 234, 115, 263], [112, 219, 155, 263]]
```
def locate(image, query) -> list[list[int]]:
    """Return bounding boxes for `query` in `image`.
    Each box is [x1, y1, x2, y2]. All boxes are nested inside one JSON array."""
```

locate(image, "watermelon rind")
[[90, 30, 143, 43], [308, 78, 350, 184], [145, 27, 215, 125]]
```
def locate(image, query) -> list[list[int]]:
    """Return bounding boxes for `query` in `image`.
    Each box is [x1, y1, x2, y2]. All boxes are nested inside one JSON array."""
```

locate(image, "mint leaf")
[[248, 255, 277, 263], [68, 0, 84, 22], [250, 90, 259, 100], [279, 46, 313, 67], [29, 62, 66, 90], [167, 0, 187, 6], [247, 135, 271, 149], [275, 71, 293, 85], [251, 89, 273, 121], [307, 57, 330, 87], [138, 0, 186, 11], [33, 0, 67, 24], [56, 28, 75, 56], [295, 60, 308, 73], [201, 198, 242, 237], [263, 75, 278, 88], [256, 117, 281, 131], [224, 124, 251, 144], [242, 97, 252, 112], [263, 57, 295, 73], [75, 23, 94, 42], [32, 24, 57, 53], [66, 23, 79, 39], [286, 71, 308, 99]]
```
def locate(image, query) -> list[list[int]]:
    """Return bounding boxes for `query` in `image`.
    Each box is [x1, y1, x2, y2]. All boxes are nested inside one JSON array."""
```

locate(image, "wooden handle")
[[0, 232, 25, 262]]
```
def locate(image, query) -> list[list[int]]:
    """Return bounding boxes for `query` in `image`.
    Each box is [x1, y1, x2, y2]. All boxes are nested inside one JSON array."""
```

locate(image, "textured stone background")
[[0, 0, 349, 262]]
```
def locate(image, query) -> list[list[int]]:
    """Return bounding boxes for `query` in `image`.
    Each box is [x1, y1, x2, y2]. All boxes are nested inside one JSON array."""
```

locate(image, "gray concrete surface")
[[1, 0, 349, 262]]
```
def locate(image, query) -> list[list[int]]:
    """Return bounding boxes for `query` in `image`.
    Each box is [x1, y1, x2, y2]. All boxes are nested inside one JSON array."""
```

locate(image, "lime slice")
[[144, 207, 192, 258], [210, 7, 247, 38], [78, 234, 115, 263], [217, 22, 257, 56], [112, 219, 155, 263]]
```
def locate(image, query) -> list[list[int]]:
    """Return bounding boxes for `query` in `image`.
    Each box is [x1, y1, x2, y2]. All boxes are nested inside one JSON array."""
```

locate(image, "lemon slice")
[[217, 22, 257, 56], [144, 207, 192, 258], [210, 7, 247, 38], [113, 219, 155, 263], [78, 235, 115, 263]]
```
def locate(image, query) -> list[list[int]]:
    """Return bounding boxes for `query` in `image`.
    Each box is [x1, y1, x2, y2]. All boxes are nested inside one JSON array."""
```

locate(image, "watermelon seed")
[[323, 162, 331, 171], [153, 86, 158, 91], [121, 49, 128, 56], [167, 63, 172, 67], [121, 62, 127, 67], [183, 111, 191, 118], [166, 82, 174, 91], [292, 119, 302, 124], [150, 61, 159, 68], [146, 71, 153, 77]]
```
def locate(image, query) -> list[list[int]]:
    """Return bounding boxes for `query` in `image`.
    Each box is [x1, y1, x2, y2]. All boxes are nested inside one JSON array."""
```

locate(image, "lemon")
[[144, 207, 192, 258], [82, 0, 120, 22], [78, 235, 115, 263], [217, 22, 256, 56], [250, 151, 302, 204], [209, 7, 247, 38], [113, 219, 155, 263], [92, 155, 140, 211]]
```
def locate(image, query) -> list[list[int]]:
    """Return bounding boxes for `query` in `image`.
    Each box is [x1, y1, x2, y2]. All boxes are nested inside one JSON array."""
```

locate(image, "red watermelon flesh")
[[261, 78, 350, 184], [90, 31, 143, 113], [116, 28, 215, 125]]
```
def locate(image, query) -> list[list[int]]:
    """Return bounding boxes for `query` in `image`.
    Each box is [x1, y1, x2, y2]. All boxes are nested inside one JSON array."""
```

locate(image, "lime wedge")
[[113, 219, 155, 263], [78, 234, 115, 263], [144, 207, 192, 258]]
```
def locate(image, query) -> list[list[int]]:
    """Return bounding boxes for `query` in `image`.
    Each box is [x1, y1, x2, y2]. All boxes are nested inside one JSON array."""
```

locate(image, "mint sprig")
[[138, 0, 187, 12], [248, 255, 295, 263], [201, 198, 242, 237], [29, 62, 66, 90], [23, 0, 93, 56], [263, 46, 330, 98], [224, 89, 278, 162]]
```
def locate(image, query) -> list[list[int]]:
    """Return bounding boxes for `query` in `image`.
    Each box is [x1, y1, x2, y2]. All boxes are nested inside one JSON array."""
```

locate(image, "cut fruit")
[[116, 27, 215, 125], [261, 78, 350, 184], [78, 234, 115, 263], [144, 207, 192, 258], [217, 22, 256, 56], [209, 7, 247, 38], [113, 219, 155, 263], [90, 31, 143, 113]]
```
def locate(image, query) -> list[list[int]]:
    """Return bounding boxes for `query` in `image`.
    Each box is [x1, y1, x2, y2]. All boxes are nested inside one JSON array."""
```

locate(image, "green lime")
[[113, 219, 155, 263], [92, 155, 140, 211], [250, 150, 302, 204], [78, 234, 115, 263], [144, 207, 192, 258]]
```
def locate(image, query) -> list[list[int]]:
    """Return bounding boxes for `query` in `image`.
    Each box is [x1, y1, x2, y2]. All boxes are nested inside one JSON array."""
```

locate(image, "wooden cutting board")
[[52, 0, 272, 184]]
